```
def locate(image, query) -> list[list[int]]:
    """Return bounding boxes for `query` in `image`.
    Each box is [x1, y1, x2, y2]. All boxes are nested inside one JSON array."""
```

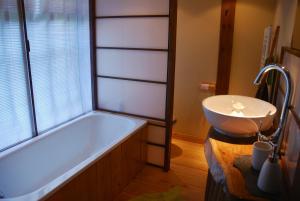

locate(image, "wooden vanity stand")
[[204, 128, 286, 201]]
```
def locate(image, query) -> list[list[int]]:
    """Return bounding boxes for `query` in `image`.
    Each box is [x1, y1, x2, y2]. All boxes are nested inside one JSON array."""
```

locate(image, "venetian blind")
[[24, 0, 92, 131], [0, 0, 33, 150]]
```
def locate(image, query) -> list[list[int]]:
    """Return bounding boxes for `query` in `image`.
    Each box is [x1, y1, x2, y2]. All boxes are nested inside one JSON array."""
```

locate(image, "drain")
[[0, 191, 4, 198]]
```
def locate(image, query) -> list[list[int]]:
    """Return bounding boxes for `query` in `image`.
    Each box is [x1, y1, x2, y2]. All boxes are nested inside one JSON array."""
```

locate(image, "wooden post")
[[215, 0, 236, 95]]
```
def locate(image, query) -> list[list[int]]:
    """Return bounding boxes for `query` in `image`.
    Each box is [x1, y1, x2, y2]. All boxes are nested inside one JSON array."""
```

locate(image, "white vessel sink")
[[202, 95, 277, 137]]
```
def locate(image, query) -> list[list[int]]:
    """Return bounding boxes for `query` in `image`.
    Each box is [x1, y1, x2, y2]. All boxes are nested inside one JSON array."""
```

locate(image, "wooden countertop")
[[204, 129, 267, 201]]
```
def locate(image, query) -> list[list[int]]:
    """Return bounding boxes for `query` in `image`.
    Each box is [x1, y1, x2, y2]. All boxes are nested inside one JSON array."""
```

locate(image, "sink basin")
[[202, 95, 277, 137]]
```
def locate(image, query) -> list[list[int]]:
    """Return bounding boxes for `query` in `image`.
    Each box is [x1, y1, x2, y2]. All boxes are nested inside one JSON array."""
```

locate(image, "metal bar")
[[96, 15, 169, 19], [97, 108, 166, 122], [97, 75, 167, 85], [89, 0, 97, 110], [18, 0, 38, 137], [96, 46, 168, 52]]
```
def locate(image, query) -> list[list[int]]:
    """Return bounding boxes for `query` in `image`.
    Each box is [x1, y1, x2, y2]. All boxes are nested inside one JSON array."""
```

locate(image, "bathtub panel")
[[96, 0, 169, 16], [97, 78, 166, 119], [96, 154, 112, 201], [141, 127, 148, 165], [147, 145, 165, 166], [46, 164, 98, 201], [45, 123, 147, 201], [147, 125, 166, 145], [122, 131, 141, 185], [110, 146, 125, 197], [97, 49, 168, 82], [96, 18, 169, 49]]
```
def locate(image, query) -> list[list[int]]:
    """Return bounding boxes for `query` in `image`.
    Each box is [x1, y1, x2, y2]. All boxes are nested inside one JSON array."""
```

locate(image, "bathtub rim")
[[0, 111, 147, 201]]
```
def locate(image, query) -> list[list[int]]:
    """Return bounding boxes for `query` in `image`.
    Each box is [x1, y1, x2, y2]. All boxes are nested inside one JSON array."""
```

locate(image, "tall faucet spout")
[[254, 64, 292, 157]]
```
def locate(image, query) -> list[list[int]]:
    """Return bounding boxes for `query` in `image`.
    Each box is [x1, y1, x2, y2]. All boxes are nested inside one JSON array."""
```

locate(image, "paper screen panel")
[[97, 78, 166, 119], [97, 49, 168, 82], [147, 125, 166, 145], [96, 18, 169, 49], [147, 145, 165, 166], [96, 0, 169, 16]]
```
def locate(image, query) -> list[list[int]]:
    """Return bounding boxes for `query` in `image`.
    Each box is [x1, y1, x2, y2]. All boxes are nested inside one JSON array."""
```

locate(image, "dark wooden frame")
[[91, 0, 177, 171], [164, 0, 177, 171], [97, 75, 167, 85], [18, 0, 38, 137], [89, 0, 97, 110]]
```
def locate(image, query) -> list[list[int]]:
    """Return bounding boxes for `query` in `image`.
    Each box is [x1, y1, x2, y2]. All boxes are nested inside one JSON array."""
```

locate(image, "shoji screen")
[[92, 0, 177, 170]]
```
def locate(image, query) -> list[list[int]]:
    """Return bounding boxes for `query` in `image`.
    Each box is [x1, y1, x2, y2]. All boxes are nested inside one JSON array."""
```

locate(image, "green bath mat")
[[129, 187, 184, 201]]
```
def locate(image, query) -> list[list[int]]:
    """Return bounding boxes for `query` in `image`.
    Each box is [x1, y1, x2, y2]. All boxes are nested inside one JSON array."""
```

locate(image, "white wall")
[[229, 0, 276, 96], [173, 0, 221, 140], [173, 0, 277, 139], [273, 0, 298, 54]]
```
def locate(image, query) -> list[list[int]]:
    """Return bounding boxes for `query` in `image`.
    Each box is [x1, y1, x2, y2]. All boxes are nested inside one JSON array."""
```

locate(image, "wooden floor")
[[115, 138, 208, 201]]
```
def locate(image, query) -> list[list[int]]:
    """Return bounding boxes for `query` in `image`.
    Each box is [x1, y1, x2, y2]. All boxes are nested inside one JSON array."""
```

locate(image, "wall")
[[173, 0, 221, 140], [173, 0, 276, 140], [278, 49, 300, 201], [229, 0, 276, 96], [273, 0, 298, 54], [292, 1, 300, 49]]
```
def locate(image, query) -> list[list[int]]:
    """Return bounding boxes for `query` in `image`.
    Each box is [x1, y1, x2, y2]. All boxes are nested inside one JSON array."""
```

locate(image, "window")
[[0, 0, 33, 150], [0, 0, 92, 150], [24, 0, 92, 132]]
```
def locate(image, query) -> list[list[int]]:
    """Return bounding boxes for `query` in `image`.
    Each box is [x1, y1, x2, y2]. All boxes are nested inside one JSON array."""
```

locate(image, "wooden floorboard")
[[115, 138, 208, 201]]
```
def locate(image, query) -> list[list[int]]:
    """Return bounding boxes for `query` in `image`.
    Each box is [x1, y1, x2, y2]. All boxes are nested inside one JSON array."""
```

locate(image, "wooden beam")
[[164, 0, 177, 171], [215, 0, 236, 95]]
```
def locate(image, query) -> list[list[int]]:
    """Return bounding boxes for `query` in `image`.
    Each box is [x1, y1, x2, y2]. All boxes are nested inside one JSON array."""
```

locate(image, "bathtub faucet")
[[253, 64, 292, 158]]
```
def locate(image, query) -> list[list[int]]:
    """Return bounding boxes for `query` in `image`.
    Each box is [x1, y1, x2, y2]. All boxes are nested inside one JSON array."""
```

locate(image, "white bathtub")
[[0, 112, 146, 201]]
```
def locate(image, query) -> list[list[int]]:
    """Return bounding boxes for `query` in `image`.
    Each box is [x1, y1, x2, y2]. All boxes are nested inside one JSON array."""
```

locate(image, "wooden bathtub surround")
[[45, 126, 147, 201]]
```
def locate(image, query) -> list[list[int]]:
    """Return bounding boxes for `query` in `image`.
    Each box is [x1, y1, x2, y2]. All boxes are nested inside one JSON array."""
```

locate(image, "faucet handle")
[[257, 131, 268, 142]]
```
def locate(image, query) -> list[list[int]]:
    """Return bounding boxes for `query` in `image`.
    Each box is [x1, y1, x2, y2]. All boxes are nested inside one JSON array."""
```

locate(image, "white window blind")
[[0, 0, 33, 150], [24, 0, 92, 132]]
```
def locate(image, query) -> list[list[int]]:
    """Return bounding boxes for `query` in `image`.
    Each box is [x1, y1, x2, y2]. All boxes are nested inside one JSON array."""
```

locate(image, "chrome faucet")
[[254, 64, 292, 159]]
